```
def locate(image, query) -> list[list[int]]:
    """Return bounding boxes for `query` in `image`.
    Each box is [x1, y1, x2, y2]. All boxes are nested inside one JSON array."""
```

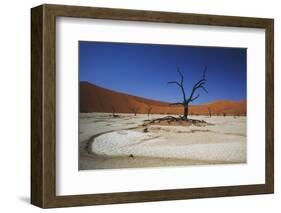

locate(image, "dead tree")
[[234, 111, 240, 118], [111, 105, 120, 118], [111, 105, 116, 117], [207, 107, 212, 117], [146, 105, 152, 120], [130, 107, 139, 116], [168, 66, 208, 120]]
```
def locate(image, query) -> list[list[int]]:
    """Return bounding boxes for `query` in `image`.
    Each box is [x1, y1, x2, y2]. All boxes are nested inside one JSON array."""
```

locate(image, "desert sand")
[[80, 82, 246, 116], [79, 113, 246, 170]]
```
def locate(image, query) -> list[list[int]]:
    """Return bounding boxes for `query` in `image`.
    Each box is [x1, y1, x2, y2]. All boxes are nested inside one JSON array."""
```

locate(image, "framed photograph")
[[31, 4, 274, 208]]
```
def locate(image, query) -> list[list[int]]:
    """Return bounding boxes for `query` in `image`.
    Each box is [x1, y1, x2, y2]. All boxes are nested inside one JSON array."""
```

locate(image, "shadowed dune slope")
[[80, 81, 246, 116]]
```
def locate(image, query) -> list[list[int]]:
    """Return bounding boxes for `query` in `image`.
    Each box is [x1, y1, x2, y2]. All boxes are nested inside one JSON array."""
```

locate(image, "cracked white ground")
[[79, 113, 246, 170]]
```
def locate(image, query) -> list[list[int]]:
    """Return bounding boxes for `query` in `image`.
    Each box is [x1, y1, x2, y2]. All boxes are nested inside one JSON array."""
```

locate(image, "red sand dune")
[[80, 81, 246, 116]]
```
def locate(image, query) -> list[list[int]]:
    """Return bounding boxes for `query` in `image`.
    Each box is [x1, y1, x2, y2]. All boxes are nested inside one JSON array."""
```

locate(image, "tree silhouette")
[[111, 105, 120, 118], [146, 105, 152, 120], [234, 111, 240, 118], [130, 107, 139, 116], [111, 105, 116, 117], [168, 66, 208, 120], [207, 107, 212, 117]]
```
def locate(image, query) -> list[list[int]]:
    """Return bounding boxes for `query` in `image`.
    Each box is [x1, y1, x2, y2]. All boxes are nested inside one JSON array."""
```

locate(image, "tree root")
[[144, 116, 211, 127]]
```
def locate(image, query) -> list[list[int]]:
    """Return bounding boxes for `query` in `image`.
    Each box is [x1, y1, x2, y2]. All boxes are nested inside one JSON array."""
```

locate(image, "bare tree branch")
[[167, 68, 187, 102], [196, 82, 206, 88], [169, 102, 183, 106], [196, 82, 208, 93], [167, 65, 208, 119], [167, 81, 181, 87], [200, 85, 208, 93], [190, 94, 200, 102], [202, 65, 207, 80], [188, 66, 208, 103], [177, 67, 184, 85]]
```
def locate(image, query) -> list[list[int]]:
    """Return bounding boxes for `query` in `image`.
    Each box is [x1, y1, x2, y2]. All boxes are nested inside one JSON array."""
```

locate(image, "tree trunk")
[[183, 106, 188, 120]]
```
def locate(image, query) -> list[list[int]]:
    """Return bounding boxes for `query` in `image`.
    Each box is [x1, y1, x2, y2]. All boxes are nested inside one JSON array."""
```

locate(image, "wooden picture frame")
[[31, 4, 274, 208]]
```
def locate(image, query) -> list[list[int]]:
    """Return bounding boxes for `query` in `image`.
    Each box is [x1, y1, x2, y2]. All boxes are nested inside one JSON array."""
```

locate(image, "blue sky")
[[79, 41, 246, 104]]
